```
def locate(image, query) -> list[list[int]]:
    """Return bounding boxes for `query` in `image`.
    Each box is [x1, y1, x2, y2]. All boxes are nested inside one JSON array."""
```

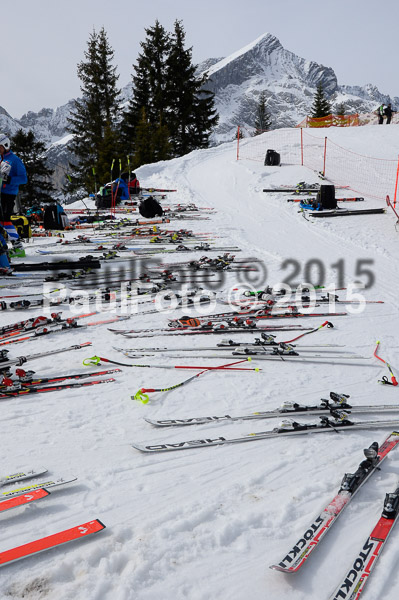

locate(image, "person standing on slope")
[[377, 104, 385, 125], [0, 133, 27, 221], [384, 103, 394, 124]]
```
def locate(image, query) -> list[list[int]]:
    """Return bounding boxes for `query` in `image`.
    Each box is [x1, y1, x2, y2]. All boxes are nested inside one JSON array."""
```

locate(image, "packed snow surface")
[[1, 124, 399, 599]]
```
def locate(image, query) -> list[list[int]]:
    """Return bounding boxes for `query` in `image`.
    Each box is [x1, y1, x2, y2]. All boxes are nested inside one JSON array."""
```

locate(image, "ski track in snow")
[[1, 125, 399, 599]]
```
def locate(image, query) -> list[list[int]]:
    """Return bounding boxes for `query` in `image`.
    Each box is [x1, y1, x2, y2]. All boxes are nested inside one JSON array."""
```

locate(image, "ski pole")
[[127, 155, 131, 200], [82, 355, 258, 371], [282, 321, 334, 344], [129, 358, 258, 404], [374, 341, 398, 386]]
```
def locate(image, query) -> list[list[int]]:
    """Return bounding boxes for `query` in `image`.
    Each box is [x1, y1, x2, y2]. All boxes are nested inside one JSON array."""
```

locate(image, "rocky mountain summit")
[[0, 33, 397, 191]]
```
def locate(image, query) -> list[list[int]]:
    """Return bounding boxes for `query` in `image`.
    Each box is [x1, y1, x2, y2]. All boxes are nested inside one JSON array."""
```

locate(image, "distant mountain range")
[[1, 33, 396, 192]]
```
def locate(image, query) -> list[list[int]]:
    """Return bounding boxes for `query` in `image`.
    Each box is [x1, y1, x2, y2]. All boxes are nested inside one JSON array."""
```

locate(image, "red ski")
[[0, 519, 105, 567], [329, 482, 399, 599], [0, 378, 115, 398], [270, 432, 399, 574], [0, 368, 121, 389], [0, 489, 50, 514]]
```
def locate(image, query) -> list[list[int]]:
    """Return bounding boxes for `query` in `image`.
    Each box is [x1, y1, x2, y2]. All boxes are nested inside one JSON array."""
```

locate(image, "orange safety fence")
[[296, 114, 359, 128], [236, 127, 399, 205]]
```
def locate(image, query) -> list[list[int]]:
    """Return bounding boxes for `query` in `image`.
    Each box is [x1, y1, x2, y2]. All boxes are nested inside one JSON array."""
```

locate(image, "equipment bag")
[[10, 215, 31, 239], [138, 196, 163, 219], [95, 184, 123, 209], [43, 203, 70, 230], [317, 184, 337, 209], [264, 149, 281, 166]]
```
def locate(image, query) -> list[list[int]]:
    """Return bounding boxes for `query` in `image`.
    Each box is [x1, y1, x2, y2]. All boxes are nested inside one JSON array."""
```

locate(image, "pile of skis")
[[0, 468, 105, 567], [270, 431, 399, 600]]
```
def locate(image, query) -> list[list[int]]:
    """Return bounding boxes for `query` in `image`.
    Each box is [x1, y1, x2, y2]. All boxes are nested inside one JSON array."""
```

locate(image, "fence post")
[[322, 137, 327, 178], [394, 155, 399, 208], [300, 128, 304, 166], [236, 126, 240, 160]]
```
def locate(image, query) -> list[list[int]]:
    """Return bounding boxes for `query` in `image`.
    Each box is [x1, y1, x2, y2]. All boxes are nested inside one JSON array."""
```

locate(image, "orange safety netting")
[[236, 127, 399, 204], [297, 114, 359, 128]]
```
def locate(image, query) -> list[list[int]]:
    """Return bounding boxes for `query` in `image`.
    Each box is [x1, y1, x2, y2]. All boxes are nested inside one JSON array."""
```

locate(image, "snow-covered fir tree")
[[66, 27, 121, 193], [11, 129, 55, 205], [166, 20, 218, 155], [310, 82, 332, 118], [254, 91, 272, 134]]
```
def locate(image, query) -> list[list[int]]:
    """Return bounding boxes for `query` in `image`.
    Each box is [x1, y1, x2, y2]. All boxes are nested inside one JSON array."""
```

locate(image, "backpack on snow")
[[95, 184, 124, 209], [138, 196, 163, 219], [10, 215, 31, 239], [264, 149, 281, 166], [316, 185, 336, 209], [43, 203, 69, 230]]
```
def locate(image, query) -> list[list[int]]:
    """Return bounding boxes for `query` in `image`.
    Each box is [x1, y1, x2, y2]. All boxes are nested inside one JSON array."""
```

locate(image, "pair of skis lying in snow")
[[132, 391, 399, 452], [135, 427, 399, 597], [270, 431, 399, 600], [0, 469, 105, 566]]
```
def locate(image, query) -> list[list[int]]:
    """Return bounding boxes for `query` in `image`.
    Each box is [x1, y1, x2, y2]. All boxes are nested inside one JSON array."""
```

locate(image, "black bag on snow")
[[95, 184, 123, 209], [317, 184, 336, 209], [43, 203, 69, 230], [138, 196, 163, 219], [264, 149, 281, 166]]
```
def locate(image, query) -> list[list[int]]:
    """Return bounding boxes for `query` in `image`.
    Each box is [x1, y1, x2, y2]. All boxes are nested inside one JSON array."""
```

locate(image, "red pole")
[[386, 195, 399, 222], [300, 128, 304, 166], [394, 155, 399, 208], [322, 136, 327, 177], [236, 126, 240, 160]]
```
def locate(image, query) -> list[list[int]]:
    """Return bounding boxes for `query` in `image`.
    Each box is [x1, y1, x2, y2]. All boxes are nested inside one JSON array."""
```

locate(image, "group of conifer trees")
[[66, 20, 219, 194], [9, 21, 340, 201]]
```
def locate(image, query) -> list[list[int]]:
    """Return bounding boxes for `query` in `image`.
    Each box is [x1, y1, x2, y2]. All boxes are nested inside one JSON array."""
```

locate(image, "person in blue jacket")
[[0, 133, 27, 220], [112, 172, 130, 201]]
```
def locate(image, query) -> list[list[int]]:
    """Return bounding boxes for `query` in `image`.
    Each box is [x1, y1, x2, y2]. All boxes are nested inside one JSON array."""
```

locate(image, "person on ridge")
[[128, 172, 140, 196], [377, 104, 385, 125], [384, 104, 394, 124], [0, 133, 27, 221], [112, 172, 130, 201]]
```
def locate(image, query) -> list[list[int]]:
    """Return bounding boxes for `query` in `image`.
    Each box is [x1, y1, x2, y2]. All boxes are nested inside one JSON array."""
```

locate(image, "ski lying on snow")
[[0, 378, 115, 398], [328, 480, 399, 600], [110, 326, 313, 338], [0, 489, 50, 514], [0, 467, 48, 487], [1, 477, 77, 499], [270, 431, 399, 574], [144, 405, 399, 428], [0, 519, 105, 567], [308, 208, 386, 218], [0, 342, 92, 370], [0, 369, 121, 389], [132, 421, 399, 453]]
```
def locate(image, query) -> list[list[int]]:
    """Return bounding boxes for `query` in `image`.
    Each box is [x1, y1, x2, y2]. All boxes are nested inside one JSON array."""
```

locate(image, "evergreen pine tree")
[[189, 82, 219, 150], [254, 91, 272, 134], [66, 27, 121, 193], [122, 19, 218, 162], [336, 102, 346, 116], [131, 108, 156, 168], [166, 20, 218, 155], [310, 82, 332, 118], [152, 121, 172, 162], [121, 20, 171, 157], [11, 129, 55, 206]]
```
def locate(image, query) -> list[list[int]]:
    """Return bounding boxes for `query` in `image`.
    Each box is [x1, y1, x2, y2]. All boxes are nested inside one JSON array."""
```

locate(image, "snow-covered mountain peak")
[[206, 32, 282, 76]]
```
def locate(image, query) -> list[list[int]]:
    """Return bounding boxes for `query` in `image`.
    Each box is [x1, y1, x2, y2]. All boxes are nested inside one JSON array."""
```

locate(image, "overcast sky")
[[2, 0, 398, 118]]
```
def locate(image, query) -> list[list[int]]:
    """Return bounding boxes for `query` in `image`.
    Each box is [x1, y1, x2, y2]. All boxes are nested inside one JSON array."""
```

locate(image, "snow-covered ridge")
[[0, 33, 398, 187]]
